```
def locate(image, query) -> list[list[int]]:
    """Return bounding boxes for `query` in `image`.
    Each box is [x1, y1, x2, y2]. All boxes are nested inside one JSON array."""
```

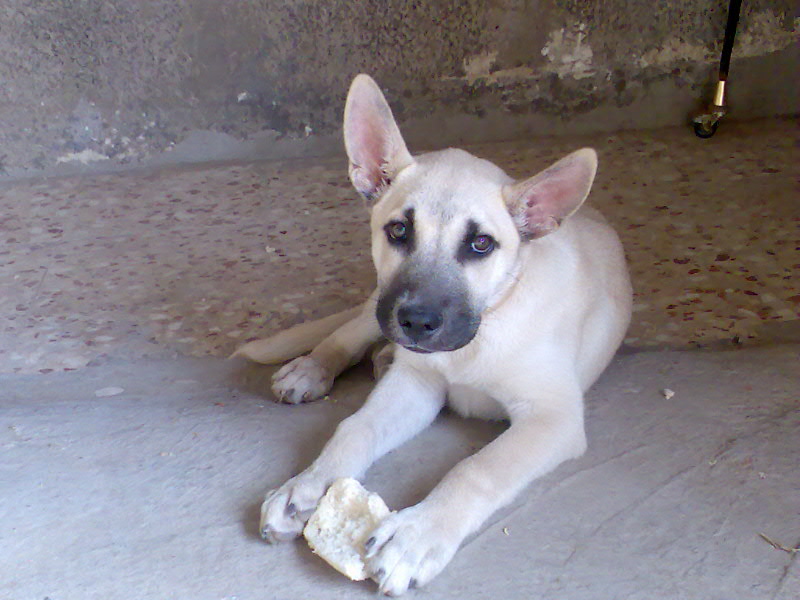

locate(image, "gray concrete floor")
[[2, 348, 798, 600], [1, 119, 798, 599]]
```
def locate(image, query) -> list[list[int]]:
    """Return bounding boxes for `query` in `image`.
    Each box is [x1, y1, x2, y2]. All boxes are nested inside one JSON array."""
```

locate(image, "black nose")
[[397, 305, 443, 341]]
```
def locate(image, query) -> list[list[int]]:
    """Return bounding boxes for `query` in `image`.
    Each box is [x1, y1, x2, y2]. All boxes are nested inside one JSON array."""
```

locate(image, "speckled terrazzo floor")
[[1, 118, 797, 374]]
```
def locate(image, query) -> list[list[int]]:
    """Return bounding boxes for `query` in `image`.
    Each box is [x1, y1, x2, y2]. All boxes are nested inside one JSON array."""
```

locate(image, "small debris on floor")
[[94, 387, 124, 398]]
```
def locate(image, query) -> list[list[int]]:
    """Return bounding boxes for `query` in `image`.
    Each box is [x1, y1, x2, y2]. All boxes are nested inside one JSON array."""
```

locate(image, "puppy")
[[236, 74, 632, 595]]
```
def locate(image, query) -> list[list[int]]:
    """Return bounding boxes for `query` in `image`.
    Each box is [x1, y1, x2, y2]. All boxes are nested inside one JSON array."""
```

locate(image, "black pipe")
[[718, 0, 742, 80]]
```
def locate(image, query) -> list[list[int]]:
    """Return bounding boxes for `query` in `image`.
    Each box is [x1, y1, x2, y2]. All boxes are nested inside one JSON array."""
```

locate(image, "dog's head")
[[344, 74, 598, 354]]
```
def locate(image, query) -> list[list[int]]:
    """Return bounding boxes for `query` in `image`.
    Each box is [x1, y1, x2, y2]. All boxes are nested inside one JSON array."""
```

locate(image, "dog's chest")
[[410, 347, 510, 421], [445, 384, 508, 421]]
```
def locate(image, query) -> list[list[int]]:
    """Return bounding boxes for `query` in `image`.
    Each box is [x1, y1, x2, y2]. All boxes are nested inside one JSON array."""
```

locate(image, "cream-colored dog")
[[236, 74, 632, 595]]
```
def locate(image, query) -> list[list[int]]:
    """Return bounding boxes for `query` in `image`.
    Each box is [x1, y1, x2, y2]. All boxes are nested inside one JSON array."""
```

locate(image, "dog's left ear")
[[343, 74, 414, 204], [504, 148, 598, 240]]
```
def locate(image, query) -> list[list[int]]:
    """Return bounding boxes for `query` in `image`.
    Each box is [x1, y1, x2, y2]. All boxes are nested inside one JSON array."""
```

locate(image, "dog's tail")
[[230, 306, 363, 365]]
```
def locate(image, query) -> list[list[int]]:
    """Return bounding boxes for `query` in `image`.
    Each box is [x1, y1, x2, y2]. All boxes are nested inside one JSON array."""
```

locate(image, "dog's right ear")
[[344, 74, 414, 204]]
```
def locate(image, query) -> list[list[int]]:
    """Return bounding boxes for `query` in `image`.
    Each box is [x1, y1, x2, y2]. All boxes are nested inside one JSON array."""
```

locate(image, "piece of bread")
[[303, 478, 391, 581]]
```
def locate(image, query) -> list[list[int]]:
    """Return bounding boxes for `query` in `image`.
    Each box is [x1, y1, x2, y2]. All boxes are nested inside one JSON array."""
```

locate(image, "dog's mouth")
[[381, 315, 480, 355], [397, 343, 435, 354]]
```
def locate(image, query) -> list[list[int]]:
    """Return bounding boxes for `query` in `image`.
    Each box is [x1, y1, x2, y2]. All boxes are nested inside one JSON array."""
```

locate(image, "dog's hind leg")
[[269, 291, 383, 403], [233, 305, 363, 365]]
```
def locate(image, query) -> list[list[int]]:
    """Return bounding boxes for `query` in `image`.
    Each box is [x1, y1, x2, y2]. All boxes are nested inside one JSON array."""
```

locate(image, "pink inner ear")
[[344, 75, 414, 202], [522, 199, 562, 238], [345, 109, 401, 200], [519, 176, 575, 236], [512, 149, 597, 238], [345, 106, 384, 192], [525, 175, 577, 214], [355, 110, 386, 165]]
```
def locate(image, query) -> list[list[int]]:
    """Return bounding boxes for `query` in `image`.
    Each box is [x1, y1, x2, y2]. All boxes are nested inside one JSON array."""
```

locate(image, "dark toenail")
[[409, 579, 418, 589], [365, 536, 375, 550], [286, 502, 297, 516]]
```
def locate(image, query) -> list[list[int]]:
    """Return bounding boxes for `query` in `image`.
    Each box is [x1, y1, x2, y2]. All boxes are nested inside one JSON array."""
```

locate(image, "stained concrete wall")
[[0, 0, 796, 179]]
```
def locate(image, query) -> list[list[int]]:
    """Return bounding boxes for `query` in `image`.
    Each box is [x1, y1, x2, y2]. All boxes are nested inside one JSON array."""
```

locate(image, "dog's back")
[[559, 206, 632, 387]]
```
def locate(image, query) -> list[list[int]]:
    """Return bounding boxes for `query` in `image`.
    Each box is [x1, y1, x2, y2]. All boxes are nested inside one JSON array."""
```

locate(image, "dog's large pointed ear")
[[344, 74, 414, 204], [504, 148, 598, 240]]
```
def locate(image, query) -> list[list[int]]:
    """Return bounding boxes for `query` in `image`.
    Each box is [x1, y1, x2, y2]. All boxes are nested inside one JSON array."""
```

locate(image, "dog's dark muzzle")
[[376, 272, 480, 353]]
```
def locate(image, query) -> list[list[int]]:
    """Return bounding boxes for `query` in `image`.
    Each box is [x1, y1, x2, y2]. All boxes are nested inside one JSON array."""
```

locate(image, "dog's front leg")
[[260, 363, 446, 542], [366, 395, 587, 595]]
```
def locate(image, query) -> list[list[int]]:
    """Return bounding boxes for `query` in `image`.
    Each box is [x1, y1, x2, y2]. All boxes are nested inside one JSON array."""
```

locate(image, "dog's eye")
[[385, 221, 408, 243], [470, 235, 495, 255]]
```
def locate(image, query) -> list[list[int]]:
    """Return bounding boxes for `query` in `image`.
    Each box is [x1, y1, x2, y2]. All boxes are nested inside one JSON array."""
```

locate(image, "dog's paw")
[[271, 355, 333, 404], [365, 504, 461, 596], [259, 471, 328, 543]]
